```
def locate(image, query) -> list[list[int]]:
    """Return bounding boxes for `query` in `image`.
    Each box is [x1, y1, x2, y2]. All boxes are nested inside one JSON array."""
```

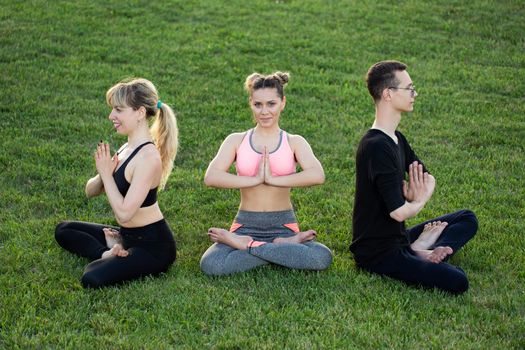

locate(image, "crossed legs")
[[200, 228, 332, 276], [364, 210, 478, 294]]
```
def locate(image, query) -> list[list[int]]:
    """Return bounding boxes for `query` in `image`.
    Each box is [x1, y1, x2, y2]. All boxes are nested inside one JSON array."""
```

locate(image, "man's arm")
[[390, 162, 435, 222]]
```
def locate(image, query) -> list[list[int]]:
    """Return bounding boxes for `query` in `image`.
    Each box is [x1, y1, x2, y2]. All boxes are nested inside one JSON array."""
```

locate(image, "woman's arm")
[[85, 174, 105, 198], [265, 135, 325, 188], [204, 133, 264, 189], [85, 143, 128, 198], [95, 143, 160, 224]]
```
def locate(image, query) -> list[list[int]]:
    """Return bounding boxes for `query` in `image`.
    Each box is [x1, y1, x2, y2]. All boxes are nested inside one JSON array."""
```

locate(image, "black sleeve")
[[369, 144, 406, 213], [398, 132, 429, 174]]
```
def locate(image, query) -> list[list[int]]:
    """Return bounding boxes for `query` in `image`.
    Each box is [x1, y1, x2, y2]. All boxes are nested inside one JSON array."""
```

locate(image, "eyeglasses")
[[388, 86, 417, 97]]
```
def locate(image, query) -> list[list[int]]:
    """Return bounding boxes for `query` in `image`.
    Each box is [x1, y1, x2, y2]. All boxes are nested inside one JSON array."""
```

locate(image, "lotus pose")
[[200, 72, 333, 276], [55, 78, 178, 288], [350, 61, 478, 294]]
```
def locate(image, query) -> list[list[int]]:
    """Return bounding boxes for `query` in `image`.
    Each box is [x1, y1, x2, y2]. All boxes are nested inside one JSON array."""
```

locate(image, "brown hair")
[[366, 60, 407, 102], [244, 71, 290, 99]]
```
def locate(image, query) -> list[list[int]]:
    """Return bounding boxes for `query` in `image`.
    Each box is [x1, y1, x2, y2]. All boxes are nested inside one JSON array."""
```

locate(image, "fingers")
[[95, 141, 111, 158], [409, 162, 417, 185], [417, 163, 423, 182], [409, 161, 424, 184]]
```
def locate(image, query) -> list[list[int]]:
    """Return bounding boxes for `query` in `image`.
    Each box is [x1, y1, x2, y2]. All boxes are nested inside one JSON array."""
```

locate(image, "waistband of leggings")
[[119, 219, 172, 237], [235, 210, 297, 226]]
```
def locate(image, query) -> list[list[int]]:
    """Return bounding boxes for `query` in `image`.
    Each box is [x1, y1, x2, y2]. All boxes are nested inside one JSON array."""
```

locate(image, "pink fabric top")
[[235, 129, 296, 177]]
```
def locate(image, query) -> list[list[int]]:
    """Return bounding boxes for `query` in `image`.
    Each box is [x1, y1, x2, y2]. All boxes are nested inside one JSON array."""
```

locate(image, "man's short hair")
[[366, 60, 407, 102]]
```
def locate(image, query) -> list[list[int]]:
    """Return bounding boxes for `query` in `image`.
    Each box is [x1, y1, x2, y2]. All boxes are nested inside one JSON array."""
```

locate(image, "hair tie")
[[157, 100, 162, 109]]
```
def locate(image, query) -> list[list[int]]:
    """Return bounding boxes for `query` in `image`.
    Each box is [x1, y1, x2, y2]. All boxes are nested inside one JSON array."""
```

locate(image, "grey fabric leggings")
[[200, 210, 333, 276]]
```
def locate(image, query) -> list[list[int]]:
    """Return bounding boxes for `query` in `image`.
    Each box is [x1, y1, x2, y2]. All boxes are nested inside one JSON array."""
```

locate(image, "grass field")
[[1, 0, 524, 348]]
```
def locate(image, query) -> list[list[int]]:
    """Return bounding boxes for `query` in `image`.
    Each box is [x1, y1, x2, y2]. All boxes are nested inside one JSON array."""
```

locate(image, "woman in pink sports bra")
[[200, 72, 333, 275]]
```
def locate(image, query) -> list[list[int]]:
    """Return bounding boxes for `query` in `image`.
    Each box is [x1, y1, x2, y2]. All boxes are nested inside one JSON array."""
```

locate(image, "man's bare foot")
[[207, 228, 252, 250], [273, 230, 317, 244], [414, 246, 453, 263], [410, 221, 448, 251], [101, 243, 129, 259], [103, 228, 122, 249]]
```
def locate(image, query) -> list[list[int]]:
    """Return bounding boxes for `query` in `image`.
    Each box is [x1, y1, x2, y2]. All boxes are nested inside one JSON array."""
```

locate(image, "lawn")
[[1, 0, 524, 348]]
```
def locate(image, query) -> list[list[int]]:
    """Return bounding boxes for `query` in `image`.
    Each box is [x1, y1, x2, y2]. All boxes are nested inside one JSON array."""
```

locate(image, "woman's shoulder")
[[134, 143, 162, 168], [223, 131, 249, 145], [285, 131, 309, 146]]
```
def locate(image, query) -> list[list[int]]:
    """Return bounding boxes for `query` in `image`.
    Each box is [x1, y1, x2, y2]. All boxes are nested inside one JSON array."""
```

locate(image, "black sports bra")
[[113, 141, 158, 208]]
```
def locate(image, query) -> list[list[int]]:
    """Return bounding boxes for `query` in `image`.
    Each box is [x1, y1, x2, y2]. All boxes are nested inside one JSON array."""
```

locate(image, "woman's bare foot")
[[414, 246, 453, 263], [103, 228, 122, 249], [101, 243, 129, 259], [207, 228, 252, 250], [410, 221, 448, 251], [273, 230, 317, 244]]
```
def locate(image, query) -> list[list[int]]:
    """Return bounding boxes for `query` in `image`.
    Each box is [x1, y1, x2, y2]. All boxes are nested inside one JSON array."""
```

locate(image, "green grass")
[[1, 0, 524, 348]]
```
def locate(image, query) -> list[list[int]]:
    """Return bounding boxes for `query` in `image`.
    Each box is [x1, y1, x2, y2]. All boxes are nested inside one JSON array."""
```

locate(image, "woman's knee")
[[312, 244, 333, 270], [55, 221, 72, 244], [200, 253, 224, 276], [81, 270, 106, 289]]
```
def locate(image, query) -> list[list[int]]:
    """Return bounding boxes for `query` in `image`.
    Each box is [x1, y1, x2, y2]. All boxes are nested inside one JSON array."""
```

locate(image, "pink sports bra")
[[235, 129, 296, 177]]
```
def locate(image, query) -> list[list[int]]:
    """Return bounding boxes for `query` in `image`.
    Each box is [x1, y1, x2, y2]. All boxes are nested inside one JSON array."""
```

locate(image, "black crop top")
[[113, 141, 158, 207]]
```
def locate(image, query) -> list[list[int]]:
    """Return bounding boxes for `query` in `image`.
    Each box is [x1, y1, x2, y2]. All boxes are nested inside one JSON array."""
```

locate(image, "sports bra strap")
[[115, 141, 154, 173]]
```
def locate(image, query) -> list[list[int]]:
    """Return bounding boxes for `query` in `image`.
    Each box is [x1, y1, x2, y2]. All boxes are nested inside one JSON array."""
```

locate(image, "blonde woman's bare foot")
[[410, 221, 448, 251], [414, 246, 453, 263], [101, 243, 129, 259], [207, 228, 252, 250], [103, 228, 122, 249], [273, 230, 317, 244]]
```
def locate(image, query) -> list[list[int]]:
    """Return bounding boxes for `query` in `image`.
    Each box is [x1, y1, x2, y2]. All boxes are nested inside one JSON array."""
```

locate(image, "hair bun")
[[273, 71, 290, 86], [244, 73, 264, 93]]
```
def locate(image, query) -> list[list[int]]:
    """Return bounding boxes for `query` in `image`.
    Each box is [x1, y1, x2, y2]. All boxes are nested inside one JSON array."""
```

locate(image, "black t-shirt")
[[350, 129, 427, 266]]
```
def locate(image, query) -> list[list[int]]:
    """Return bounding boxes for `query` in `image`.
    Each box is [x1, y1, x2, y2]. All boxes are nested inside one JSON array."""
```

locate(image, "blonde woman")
[[200, 72, 333, 275], [55, 78, 178, 288]]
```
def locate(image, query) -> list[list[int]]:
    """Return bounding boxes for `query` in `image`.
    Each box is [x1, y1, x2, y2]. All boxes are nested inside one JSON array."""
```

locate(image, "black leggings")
[[55, 220, 176, 289], [362, 210, 478, 294]]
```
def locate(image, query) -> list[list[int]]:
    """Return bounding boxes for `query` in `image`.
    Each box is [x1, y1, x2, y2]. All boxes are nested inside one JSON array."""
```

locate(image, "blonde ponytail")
[[151, 103, 178, 190]]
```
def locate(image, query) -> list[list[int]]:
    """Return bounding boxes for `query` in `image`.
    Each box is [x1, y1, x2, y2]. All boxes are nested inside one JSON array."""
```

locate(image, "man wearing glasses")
[[350, 60, 478, 294]]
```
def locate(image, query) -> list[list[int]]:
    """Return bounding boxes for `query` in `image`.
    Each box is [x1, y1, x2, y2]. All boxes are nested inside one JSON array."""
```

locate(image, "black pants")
[[55, 219, 176, 289], [363, 210, 478, 294]]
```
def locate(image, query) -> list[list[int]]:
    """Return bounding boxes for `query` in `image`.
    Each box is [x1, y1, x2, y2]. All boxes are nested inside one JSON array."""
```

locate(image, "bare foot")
[[207, 228, 252, 250], [410, 221, 448, 251], [101, 243, 129, 259], [414, 246, 453, 263], [103, 228, 122, 249], [273, 230, 317, 244]]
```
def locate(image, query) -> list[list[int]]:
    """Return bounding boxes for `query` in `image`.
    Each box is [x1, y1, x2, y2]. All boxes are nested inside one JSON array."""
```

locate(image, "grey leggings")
[[200, 210, 333, 276]]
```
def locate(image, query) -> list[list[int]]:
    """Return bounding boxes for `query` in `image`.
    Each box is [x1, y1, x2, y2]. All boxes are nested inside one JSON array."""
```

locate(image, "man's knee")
[[460, 209, 478, 238], [447, 272, 469, 295]]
